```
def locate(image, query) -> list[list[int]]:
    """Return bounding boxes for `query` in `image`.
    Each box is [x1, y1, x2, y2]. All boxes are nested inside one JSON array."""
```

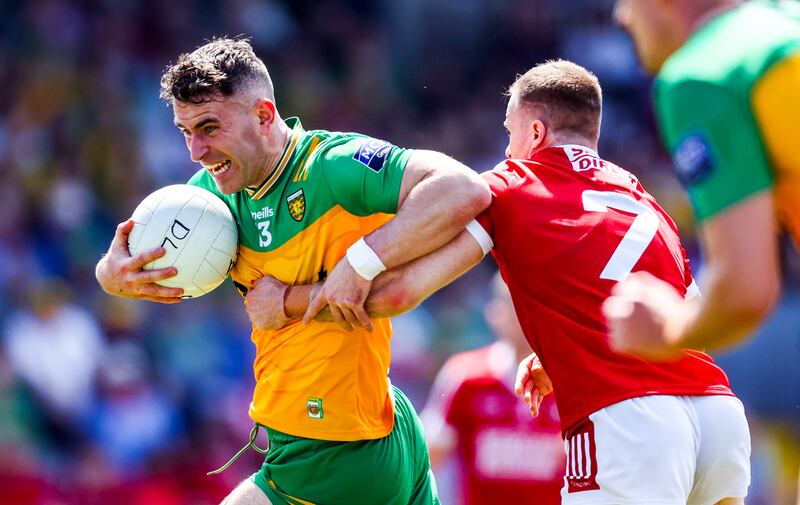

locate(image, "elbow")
[[386, 282, 421, 315], [471, 178, 492, 214], [438, 154, 491, 217], [373, 278, 421, 317], [457, 171, 491, 219]]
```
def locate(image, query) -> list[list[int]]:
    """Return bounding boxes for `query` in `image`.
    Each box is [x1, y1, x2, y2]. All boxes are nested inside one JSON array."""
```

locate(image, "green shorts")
[[252, 386, 439, 505]]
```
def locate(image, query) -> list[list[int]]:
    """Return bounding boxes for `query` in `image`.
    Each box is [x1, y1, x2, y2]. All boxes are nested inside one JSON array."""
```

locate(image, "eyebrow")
[[174, 117, 220, 130]]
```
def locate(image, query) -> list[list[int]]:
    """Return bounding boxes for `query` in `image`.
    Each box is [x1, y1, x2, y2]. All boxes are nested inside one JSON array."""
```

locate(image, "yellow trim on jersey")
[[752, 51, 800, 243], [293, 136, 321, 182], [284, 493, 317, 505], [247, 122, 302, 200], [267, 480, 318, 505]]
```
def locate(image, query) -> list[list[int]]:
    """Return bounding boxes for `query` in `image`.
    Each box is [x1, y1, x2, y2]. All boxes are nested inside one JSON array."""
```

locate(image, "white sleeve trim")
[[465, 219, 493, 256], [685, 279, 701, 300]]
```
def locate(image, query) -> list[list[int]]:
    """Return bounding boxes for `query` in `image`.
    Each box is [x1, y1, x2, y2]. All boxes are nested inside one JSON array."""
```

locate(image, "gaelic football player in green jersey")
[[607, 3, 800, 499], [604, 0, 800, 364], [95, 38, 490, 505]]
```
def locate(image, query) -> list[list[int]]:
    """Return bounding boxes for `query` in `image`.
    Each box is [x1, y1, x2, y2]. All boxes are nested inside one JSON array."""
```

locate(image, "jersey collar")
[[555, 144, 599, 158], [246, 117, 303, 200]]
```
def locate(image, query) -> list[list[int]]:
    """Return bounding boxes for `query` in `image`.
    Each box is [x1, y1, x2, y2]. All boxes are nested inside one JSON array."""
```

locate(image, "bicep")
[[396, 150, 470, 208]]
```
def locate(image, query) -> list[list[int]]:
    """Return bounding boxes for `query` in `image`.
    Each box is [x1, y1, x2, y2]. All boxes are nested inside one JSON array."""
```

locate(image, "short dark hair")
[[508, 60, 602, 141], [160, 37, 274, 104]]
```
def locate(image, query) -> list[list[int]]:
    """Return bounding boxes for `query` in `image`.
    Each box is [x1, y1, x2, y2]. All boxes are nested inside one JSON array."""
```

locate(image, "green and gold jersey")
[[655, 0, 800, 243], [188, 117, 412, 441]]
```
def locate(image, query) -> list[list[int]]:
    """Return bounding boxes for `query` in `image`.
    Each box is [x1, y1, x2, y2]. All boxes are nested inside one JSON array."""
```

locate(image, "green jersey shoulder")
[[187, 118, 412, 252], [655, 1, 800, 220]]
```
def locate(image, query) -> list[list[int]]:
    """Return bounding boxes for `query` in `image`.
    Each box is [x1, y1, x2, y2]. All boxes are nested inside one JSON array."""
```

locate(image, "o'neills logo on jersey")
[[250, 206, 274, 220], [563, 145, 605, 172], [286, 189, 306, 221], [566, 419, 600, 493], [307, 397, 323, 419]]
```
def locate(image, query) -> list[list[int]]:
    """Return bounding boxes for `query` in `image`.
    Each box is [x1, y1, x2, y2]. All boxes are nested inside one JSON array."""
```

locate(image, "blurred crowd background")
[[0, 0, 798, 504]]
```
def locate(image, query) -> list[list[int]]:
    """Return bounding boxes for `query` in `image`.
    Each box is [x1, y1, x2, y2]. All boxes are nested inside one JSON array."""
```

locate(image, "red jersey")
[[475, 145, 733, 434], [421, 343, 564, 505]]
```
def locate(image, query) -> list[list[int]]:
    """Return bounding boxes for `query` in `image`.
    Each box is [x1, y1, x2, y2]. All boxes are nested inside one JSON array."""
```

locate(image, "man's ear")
[[530, 119, 547, 154], [255, 98, 276, 126]]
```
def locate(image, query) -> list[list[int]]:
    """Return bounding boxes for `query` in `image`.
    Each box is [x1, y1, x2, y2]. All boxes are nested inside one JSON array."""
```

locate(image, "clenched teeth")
[[207, 160, 231, 176]]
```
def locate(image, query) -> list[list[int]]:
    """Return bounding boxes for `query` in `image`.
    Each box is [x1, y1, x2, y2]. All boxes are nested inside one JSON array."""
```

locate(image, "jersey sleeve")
[[475, 161, 515, 239], [315, 136, 412, 216], [655, 79, 773, 221]]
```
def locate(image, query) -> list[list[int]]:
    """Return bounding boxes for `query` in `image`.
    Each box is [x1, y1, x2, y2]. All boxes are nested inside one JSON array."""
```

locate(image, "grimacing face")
[[503, 94, 536, 160], [613, 0, 677, 75], [173, 95, 271, 195]]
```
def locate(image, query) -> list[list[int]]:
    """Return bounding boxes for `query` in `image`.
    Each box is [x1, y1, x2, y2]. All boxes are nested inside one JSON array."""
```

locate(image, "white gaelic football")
[[128, 184, 238, 298]]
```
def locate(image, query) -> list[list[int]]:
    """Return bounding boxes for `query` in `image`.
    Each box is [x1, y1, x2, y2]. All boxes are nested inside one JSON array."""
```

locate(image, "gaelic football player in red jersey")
[[420, 273, 564, 505], [256, 60, 751, 504]]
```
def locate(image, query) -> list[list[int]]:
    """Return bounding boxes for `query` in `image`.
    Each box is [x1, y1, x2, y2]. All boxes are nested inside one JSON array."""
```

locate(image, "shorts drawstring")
[[207, 424, 270, 476]]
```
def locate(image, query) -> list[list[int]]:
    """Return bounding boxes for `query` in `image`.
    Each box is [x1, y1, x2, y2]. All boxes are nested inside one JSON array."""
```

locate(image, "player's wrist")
[[346, 237, 386, 280]]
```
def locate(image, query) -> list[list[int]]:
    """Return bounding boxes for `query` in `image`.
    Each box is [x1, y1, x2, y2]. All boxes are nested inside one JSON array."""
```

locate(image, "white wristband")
[[346, 237, 387, 281], [465, 219, 493, 256]]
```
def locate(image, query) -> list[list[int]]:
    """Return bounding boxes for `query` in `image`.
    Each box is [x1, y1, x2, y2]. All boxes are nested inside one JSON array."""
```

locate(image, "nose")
[[189, 134, 208, 163]]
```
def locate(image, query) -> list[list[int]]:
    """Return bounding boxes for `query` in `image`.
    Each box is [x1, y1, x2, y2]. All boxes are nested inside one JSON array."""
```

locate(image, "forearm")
[[670, 266, 779, 352], [288, 271, 407, 322], [366, 233, 483, 316], [287, 230, 486, 321], [285, 286, 312, 319], [673, 194, 781, 352], [366, 150, 490, 269]]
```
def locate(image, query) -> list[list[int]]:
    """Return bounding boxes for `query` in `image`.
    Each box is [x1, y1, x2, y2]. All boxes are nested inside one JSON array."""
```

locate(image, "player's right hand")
[[603, 271, 685, 361], [95, 219, 184, 304], [303, 257, 374, 332], [514, 352, 553, 417]]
